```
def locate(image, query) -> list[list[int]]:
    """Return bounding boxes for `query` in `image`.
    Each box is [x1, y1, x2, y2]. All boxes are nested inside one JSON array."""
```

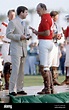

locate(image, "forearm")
[[29, 26, 50, 36], [36, 30, 50, 36], [6, 33, 21, 41]]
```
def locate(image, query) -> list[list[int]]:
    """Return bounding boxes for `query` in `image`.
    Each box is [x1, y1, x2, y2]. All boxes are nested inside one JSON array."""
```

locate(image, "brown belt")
[[3, 40, 10, 43]]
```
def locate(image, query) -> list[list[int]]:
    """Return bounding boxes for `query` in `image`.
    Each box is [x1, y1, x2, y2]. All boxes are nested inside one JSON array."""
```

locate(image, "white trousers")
[[1, 42, 11, 63], [49, 42, 60, 67], [39, 40, 53, 70], [24, 56, 30, 75], [9, 55, 26, 93]]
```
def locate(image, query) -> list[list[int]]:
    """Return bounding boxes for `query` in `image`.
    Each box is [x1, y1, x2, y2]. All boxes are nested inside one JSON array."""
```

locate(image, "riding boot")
[[3, 62, 12, 90], [60, 67, 69, 85], [49, 71, 54, 94], [4, 73, 11, 90], [37, 65, 51, 94], [0, 73, 3, 91], [51, 67, 60, 85], [66, 76, 69, 85], [44, 71, 51, 94]]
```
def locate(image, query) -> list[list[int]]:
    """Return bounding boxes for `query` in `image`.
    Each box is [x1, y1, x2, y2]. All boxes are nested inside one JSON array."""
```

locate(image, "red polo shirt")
[[65, 26, 69, 38], [38, 13, 53, 40]]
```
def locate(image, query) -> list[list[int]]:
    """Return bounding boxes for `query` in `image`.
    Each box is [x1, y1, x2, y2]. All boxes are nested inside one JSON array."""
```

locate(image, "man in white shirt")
[[0, 9, 15, 89], [50, 11, 62, 85]]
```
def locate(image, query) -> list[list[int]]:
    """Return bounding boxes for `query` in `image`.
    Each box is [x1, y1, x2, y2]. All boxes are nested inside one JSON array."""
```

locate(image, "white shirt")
[[1, 20, 11, 42]]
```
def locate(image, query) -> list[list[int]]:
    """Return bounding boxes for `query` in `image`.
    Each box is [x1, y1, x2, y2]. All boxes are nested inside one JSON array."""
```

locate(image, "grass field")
[[2, 75, 65, 88], [24, 75, 65, 87]]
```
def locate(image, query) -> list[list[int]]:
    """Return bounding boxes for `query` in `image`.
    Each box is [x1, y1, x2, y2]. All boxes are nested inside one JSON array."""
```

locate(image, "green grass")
[[24, 75, 43, 87], [24, 75, 65, 87], [2, 75, 65, 88]]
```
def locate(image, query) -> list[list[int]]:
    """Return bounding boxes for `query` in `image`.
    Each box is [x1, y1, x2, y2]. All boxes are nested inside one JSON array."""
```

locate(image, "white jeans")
[[39, 40, 53, 70], [1, 42, 11, 63], [49, 42, 60, 67]]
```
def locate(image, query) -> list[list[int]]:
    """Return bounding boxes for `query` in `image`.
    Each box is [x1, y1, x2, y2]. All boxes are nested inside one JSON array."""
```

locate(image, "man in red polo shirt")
[[29, 3, 54, 94]]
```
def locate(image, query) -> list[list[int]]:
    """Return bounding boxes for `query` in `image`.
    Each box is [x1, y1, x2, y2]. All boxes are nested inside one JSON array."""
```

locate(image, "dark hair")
[[38, 3, 47, 10], [7, 9, 15, 16], [17, 6, 28, 15], [50, 11, 59, 17]]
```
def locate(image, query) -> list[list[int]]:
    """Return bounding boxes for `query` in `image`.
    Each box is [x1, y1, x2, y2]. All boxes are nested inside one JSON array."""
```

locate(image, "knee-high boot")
[[3, 62, 12, 90], [60, 67, 69, 85], [0, 73, 3, 91], [51, 67, 60, 85], [4, 73, 11, 90], [37, 65, 51, 94], [49, 71, 54, 94]]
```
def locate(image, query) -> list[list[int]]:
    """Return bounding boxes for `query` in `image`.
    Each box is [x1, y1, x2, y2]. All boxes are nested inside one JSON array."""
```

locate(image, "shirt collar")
[[17, 16, 23, 23]]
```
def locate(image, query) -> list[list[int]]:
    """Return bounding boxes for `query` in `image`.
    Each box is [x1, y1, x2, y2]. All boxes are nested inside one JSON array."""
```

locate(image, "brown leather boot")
[[37, 65, 46, 94], [66, 76, 69, 85], [49, 71, 54, 94], [60, 67, 69, 85], [4, 73, 11, 90], [3, 62, 12, 90], [60, 76, 69, 85], [37, 87, 45, 94], [53, 78, 60, 86], [51, 67, 60, 85], [37, 68, 51, 94], [44, 72, 51, 94]]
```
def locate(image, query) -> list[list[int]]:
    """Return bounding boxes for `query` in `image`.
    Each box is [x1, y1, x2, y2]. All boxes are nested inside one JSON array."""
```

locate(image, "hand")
[[20, 35, 26, 40], [29, 26, 38, 35], [57, 34, 62, 40], [26, 36, 32, 40], [29, 26, 35, 30], [0, 36, 4, 39]]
